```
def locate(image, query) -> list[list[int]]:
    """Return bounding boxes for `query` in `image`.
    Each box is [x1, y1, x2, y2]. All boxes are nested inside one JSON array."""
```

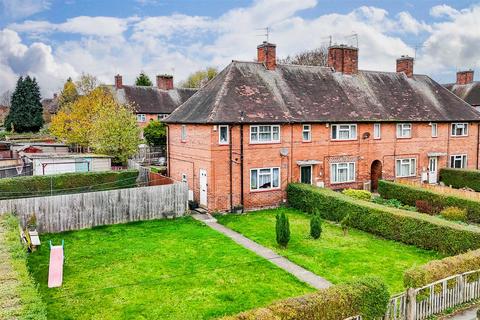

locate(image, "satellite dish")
[[280, 148, 289, 156], [362, 132, 370, 139]]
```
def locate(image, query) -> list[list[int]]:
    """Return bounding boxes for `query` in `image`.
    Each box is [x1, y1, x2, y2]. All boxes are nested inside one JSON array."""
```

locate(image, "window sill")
[[250, 188, 281, 193], [330, 139, 358, 142], [330, 180, 356, 185], [249, 141, 281, 145]]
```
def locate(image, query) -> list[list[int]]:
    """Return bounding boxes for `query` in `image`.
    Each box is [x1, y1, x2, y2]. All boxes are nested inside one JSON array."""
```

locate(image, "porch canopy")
[[296, 160, 321, 166]]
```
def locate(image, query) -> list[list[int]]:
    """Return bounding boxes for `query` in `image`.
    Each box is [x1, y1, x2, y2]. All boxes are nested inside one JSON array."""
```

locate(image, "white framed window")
[[250, 167, 280, 191], [137, 114, 146, 122], [431, 123, 438, 137], [181, 173, 187, 183], [219, 125, 229, 144], [330, 162, 355, 184], [396, 123, 412, 138], [373, 123, 381, 139], [181, 125, 187, 141], [331, 124, 357, 140], [451, 123, 468, 136], [450, 154, 467, 168], [157, 114, 168, 120], [302, 124, 311, 142], [250, 125, 280, 143], [396, 158, 416, 177]]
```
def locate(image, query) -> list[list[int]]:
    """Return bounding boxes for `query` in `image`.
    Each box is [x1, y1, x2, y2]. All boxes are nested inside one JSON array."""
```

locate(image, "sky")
[[1, 0, 480, 97]]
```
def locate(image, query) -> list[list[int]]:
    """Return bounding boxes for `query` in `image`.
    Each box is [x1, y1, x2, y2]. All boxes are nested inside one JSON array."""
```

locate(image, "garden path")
[[192, 213, 332, 290]]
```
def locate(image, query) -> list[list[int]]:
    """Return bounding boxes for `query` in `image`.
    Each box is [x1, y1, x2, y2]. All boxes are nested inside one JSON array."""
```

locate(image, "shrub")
[[341, 213, 350, 236], [415, 200, 439, 215], [222, 276, 389, 320], [287, 183, 480, 255], [440, 207, 467, 222], [310, 214, 322, 239], [0, 170, 139, 200], [440, 168, 480, 191], [378, 180, 480, 223], [372, 196, 417, 212], [342, 189, 372, 201], [404, 249, 480, 288], [1, 214, 47, 319], [276, 211, 290, 248]]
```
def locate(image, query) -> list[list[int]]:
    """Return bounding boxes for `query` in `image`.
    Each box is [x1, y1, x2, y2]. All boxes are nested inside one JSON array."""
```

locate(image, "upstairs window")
[[396, 158, 416, 177], [302, 124, 311, 142], [250, 167, 280, 191], [396, 123, 412, 138], [137, 114, 146, 122], [181, 125, 187, 141], [451, 123, 468, 136], [219, 125, 229, 144], [250, 125, 280, 143], [157, 114, 168, 121], [450, 154, 467, 168], [331, 124, 357, 140], [431, 123, 438, 137], [373, 123, 381, 139]]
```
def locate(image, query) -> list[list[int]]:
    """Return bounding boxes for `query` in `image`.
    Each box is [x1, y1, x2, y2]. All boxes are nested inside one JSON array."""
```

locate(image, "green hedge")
[[440, 168, 480, 191], [287, 183, 480, 255], [378, 180, 480, 223], [404, 249, 480, 288], [222, 277, 389, 320], [0, 214, 47, 319], [0, 170, 139, 200]]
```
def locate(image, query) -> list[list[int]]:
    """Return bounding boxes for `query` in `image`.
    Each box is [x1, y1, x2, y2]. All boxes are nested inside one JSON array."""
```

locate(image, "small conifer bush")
[[310, 214, 322, 239], [276, 212, 290, 248]]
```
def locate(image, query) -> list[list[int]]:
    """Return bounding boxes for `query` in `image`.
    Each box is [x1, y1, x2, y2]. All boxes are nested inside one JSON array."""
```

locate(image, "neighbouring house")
[[22, 153, 111, 175], [41, 93, 60, 123], [165, 41, 480, 212], [0, 105, 8, 126], [444, 70, 480, 110], [107, 74, 197, 128]]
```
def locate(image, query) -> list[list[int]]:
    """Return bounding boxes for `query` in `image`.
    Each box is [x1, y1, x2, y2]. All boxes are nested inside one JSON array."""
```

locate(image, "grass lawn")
[[216, 208, 444, 293], [27, 217, 313, 319]]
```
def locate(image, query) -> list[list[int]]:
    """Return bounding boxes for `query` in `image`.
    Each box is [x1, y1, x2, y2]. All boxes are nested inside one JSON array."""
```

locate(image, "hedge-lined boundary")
[[287, 183, 480, 255], [0, 214, 47, 319], [378, 180, 480, 223], [222, 277, 389, 320], [0, 170, 139, 200], [404, 249, 480, 288], [440, 168, 480, 192]]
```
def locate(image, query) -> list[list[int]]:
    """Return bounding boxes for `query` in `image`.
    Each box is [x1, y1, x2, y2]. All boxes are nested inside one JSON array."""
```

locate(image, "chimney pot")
[[396, 56, 414, 78], [257, 42, 276, 70], [457, 70, 474, 85], [157, 74, 174, 90], [327, 45, 359, 75], [115, 74, 123, 89]]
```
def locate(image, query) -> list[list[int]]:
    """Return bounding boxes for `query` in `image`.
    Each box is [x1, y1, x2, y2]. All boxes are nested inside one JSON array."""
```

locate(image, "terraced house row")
[[165, 42, 480, 212]]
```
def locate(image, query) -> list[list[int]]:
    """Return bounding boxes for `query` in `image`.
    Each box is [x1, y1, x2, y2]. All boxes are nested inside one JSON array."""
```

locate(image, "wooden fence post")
[[406, 288, 416, 320]]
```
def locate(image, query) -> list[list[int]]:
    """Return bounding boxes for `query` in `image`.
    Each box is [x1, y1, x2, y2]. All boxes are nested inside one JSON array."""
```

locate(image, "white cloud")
[[396, 12, 432, 34], [0, 0, 50, 19], [430, 4, 460, 19]]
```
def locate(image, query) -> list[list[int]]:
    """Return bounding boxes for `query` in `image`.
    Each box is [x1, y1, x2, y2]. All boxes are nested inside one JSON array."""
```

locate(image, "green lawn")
[[217, 208, 443, 293], [27, 217, 313, 320]]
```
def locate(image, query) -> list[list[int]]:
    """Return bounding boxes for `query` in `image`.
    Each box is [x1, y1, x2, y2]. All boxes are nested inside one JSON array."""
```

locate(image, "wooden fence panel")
[[0, 184, 188, 233]]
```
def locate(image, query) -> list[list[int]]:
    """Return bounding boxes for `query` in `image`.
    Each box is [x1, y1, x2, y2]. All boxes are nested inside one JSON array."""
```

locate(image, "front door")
[[199, 169, 208, 207], [300, 165, 312, 184], [428, 157, 438, 184]]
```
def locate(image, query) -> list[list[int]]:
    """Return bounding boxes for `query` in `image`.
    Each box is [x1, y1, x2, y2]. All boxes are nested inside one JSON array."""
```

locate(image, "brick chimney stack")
[[396, 56, 414, 78], [257, 41, 276, 71], [157, 74, 174, 90], [327, 45, 359, 75], [115, 74, 123, 89], [457, 70, 474, 85]]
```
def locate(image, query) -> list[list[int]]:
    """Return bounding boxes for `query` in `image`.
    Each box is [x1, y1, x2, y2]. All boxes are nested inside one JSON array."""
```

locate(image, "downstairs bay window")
[[250, 167, 280, 191]]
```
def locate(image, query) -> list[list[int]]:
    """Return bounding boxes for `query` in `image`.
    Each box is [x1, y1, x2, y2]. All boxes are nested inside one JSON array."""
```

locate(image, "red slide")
[[48, 241, 64, 288]]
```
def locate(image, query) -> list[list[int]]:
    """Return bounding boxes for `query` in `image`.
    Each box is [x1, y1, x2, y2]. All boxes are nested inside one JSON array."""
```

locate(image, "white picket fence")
[[345, 269, 480, 320]]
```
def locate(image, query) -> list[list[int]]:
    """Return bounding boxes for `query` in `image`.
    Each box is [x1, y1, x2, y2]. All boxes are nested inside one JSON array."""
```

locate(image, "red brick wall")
[[168, 122, 480, 212], [457, 71, 474, 85]]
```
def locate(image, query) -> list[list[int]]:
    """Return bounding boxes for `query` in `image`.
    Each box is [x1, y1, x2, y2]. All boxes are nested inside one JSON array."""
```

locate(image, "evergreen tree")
[[135, 72, 153, 86], [341, 214, 351, 236], [310, 214, 322, 239], [5, 76, 44, 133], [276, 211, 290, 248]]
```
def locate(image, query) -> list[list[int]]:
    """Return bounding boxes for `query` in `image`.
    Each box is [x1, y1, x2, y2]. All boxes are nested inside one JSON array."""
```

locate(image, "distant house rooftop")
[[444, 70, 480, 107]]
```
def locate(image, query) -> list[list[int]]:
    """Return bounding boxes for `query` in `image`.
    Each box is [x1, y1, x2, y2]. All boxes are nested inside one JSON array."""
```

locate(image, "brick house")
[[165, 42, 480, 212], [107, 74, 196, 128], [445, 70, 480, 109]]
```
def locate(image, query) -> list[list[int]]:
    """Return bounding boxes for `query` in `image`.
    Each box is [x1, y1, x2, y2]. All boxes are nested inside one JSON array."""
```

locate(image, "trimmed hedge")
[[222, 277, 389, 320], [0, 170, 139, 200], [0, 214, 47, 319], [378, 180, 480, 223], [287, 183, 480, 255], [404, 249, 480, 288], [440, 168, 480, 191]]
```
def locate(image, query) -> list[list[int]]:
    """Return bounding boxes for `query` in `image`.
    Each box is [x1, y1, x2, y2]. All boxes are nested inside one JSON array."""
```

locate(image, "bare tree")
[[279, 47, 328, 66], [0, 90, 12, 107], [75, 73, 99, 95]]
